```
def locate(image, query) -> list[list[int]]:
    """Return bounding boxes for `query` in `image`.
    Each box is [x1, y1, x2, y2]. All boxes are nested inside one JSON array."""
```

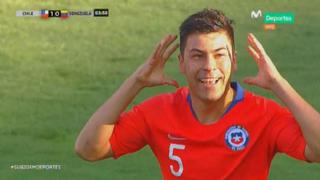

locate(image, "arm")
[[244, 33, 320, 162], [75, 35, 179, 161]]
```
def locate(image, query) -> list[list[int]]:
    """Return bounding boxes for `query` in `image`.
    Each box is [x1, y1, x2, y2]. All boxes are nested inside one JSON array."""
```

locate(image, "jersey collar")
[[186, 82, 244, 119]]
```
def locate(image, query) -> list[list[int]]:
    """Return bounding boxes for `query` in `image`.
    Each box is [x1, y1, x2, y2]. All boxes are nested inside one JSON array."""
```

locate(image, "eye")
[[192, 54, 203, 59], [215, 53, 227, 59]]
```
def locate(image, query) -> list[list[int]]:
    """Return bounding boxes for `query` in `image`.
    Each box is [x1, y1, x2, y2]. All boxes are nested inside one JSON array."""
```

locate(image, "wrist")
[[127, 73, 146, 91], [270, 76, 288, 95]]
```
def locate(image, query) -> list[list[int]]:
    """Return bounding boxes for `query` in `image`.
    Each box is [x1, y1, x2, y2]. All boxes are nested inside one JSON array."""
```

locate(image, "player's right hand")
[[132, 35, 179, 88]]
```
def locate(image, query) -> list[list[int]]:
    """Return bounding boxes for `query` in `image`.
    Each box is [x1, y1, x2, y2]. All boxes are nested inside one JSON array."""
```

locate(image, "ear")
[[231, 51, 238, 72], [178, 54, 185, 74]]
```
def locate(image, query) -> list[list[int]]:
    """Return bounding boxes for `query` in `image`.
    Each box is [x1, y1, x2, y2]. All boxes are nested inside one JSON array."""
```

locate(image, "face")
[[179, 31, 237, 102]]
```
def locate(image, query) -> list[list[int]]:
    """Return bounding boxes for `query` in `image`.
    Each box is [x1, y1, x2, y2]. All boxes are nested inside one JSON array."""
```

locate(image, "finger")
[[243, 76, 258, 86], [159, 35, 177, 57], [149, 35, 174, 65], [247, 46, 260, 65], [149, 35, 172, 64], [248, 33, 266, 57], [162, 43, 179, 61], [148, 42, 162, 65]]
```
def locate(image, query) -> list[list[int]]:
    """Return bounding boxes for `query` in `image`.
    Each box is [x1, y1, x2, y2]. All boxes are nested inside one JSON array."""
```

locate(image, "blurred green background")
[[0, 0, 319, 179]]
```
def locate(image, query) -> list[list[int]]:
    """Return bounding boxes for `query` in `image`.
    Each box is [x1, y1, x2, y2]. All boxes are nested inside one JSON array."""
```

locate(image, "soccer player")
[[75, 9, 320, 179]]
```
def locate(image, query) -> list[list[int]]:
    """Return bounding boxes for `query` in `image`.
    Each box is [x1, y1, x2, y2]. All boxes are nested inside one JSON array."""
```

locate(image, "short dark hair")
[[179, 8, 235, 54]]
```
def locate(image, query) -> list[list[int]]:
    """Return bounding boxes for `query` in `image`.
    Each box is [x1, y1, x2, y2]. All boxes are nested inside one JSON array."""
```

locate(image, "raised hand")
[[133, 35, 180, 88], [243, 33, 283, 90]]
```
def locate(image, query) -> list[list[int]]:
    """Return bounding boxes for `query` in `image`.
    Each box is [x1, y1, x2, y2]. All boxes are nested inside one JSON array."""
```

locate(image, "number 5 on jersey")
[[169, 143, 186, 177]]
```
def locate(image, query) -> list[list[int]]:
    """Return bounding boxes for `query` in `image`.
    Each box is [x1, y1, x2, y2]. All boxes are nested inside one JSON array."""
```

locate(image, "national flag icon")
[[60, 10, 69, 20], [40, 9, 49, 19], [231, 132, 244, 145]]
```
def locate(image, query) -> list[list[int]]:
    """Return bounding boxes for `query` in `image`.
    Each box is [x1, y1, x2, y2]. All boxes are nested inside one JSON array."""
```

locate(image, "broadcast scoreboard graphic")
[[16, 9, 109, 19]]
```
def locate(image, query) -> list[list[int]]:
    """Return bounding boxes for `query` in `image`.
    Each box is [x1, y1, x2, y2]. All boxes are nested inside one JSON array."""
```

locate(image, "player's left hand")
[[243, 33, 283, 90]]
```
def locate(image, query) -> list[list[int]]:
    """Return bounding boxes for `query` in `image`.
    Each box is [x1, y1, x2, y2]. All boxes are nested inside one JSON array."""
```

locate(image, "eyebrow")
[[190, 47, 227, 53]]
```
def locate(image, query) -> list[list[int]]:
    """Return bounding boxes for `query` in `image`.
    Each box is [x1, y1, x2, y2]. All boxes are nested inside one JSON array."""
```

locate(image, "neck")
[[190, 84, 235, 125]]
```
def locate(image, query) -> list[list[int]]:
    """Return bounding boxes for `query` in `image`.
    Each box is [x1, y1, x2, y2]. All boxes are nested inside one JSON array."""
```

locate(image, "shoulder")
[[241, 90, 294, 139], [243, 90, 288, 115], [241, 90, 286, 117]]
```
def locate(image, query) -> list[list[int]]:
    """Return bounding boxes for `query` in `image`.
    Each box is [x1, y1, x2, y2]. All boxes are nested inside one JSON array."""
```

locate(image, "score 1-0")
[[49, 10, 61, 17]]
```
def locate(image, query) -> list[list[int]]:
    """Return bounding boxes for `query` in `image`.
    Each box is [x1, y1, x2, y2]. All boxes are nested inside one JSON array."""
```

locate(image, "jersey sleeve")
[[109, 105, 150, 159], [269, 102, 307, 161]]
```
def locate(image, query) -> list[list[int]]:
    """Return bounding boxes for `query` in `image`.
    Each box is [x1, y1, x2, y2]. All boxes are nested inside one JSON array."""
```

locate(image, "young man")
[[75, 9, 320, 179]]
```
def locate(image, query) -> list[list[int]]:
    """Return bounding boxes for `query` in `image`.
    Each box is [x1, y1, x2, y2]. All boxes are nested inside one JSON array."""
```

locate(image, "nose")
[[203, 54, 217, 71]]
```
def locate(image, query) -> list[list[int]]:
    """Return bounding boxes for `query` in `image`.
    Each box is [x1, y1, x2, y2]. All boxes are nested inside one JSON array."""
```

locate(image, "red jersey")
[[109, 82, 307, 179]]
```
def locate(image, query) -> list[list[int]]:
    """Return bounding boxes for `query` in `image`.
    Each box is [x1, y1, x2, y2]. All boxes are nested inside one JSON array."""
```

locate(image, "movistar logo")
[[251, 10, 262, 19]]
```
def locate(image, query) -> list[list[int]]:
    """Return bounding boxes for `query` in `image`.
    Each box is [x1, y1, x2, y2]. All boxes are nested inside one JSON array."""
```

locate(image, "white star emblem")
[[233, 134, 242, 142]]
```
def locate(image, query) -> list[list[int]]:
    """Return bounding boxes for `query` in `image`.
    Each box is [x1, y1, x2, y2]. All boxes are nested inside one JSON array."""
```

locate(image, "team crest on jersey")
[[225, 125, 249, 151]]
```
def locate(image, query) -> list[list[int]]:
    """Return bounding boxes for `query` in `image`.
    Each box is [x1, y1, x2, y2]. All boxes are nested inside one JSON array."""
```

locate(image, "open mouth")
[[199, 77, 222, 85]]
